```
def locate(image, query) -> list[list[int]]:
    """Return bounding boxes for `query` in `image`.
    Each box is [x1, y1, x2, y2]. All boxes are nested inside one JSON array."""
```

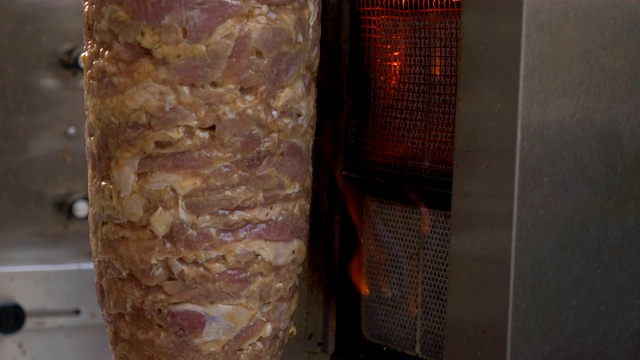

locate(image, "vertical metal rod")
[[416, 214, 426, 356]]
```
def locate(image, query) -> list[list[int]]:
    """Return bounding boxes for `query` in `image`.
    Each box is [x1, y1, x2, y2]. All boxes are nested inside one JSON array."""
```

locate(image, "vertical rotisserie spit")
[[83, 1, 320, 358]]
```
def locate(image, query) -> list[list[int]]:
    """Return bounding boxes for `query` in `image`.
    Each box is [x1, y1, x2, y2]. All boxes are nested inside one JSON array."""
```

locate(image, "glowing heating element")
[[345, 1, 461, 359], [346, 0, 462, 184]]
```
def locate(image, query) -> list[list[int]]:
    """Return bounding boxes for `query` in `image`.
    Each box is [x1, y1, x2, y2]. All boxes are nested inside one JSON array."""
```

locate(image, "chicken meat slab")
[[83, 0, 320, 358]]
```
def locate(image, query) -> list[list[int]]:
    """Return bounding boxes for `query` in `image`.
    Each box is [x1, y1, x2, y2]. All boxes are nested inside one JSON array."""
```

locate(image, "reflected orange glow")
[[408, 190, 433, 315], [387, 45, 403, 88], [420, 206, 432, 234], [373, 43, 404, 91], [432, 47, 442, 76], [407, 191, 432, 235]]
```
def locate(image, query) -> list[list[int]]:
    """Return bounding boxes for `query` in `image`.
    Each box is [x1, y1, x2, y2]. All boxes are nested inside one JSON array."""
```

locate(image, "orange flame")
[[342, 178, 370, 296], [349, 245, 370, 296], [322, 137, 369, 296]]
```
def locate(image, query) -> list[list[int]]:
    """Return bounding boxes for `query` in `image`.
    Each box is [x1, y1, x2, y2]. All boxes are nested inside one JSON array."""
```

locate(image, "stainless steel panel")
[[2, 326, 110, 360], [0, 264, 102, 330], [448, 0, 640, 359], [0, 263, 110, 360], [0, 264, 109, 360], [511, 1, 640, 358], [0, 1, 111, 359], [0, 0, 89, 265], [445, 0, 523, 358]]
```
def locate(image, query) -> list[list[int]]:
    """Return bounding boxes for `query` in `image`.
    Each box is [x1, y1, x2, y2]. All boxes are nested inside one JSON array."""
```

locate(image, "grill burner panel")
[[361, 197, 451, 359], [346, 1, 461, 186]]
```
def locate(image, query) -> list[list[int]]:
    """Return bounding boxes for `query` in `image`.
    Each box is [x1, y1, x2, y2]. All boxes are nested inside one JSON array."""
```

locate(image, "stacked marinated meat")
[[83, 0, 320, 358]]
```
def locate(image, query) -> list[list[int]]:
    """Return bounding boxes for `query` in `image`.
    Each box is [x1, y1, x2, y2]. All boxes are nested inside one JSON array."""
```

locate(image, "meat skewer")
[[83, 1, 320, 358]]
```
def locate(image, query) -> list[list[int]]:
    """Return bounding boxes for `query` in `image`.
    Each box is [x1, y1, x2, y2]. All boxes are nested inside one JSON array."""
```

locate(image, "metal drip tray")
[[361, 197, 450, 360]]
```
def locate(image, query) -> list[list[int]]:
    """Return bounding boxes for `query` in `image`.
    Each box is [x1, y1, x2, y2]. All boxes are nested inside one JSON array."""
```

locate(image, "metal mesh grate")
[[346, 1, 461, 184], [361, 197, 451, 359], [361, 198, 421, 354], [419, 204, 450, 360]]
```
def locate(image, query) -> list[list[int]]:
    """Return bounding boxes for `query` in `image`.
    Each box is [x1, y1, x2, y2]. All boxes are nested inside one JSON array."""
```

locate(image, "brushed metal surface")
[[0, 264, 110, 360], [0, 264, 103, 330], [0, 0, 89, 266], [448, 0, 640, 359], [510, 1, 640, 358], [445, 0, 523, 358], [0, 1, 111, 359], [2, 326, 111, 360]]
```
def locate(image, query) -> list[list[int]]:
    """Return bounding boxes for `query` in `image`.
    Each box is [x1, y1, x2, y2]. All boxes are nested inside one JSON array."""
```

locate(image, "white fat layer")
[[194, 203, 286, 229], [230, 239, 305, 266], [121, 192, 145, 222], [112, 157, 140, 197], [145, 172, 202, 195], [149, 207, 173, 238], [172, 303, 257, 342]]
